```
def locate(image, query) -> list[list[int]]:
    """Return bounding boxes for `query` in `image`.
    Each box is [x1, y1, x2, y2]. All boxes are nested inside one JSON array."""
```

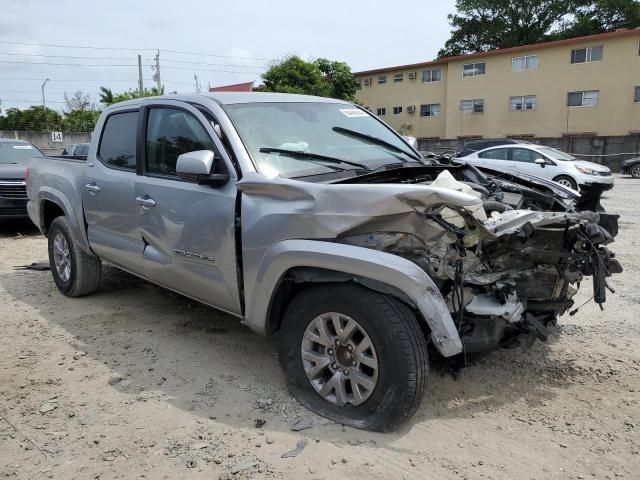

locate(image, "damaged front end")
[[337, 171, 623, 355]]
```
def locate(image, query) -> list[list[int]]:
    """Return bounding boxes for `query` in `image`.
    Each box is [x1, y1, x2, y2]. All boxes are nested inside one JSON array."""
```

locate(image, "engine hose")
[[483, 200, 512, 214]]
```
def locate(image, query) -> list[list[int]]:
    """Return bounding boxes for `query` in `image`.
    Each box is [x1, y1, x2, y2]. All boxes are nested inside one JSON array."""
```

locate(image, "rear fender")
[[38, 187, 91, 253]]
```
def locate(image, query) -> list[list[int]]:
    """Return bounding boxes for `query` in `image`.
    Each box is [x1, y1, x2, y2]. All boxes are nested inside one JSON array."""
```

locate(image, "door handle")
[[136, 195, 156, 208], [85, 183, 100, 193]]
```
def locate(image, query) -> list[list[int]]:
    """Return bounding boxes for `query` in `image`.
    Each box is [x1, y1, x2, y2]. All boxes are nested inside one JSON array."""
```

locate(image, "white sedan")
[[462, 144, 613, 191]]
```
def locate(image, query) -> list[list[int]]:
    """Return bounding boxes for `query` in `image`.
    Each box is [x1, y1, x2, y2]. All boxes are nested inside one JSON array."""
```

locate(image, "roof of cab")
[[105, 92, 352, 111]]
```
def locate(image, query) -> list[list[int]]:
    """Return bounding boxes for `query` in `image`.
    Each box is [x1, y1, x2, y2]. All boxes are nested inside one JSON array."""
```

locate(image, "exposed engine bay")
[[334, 164, 622, 354]]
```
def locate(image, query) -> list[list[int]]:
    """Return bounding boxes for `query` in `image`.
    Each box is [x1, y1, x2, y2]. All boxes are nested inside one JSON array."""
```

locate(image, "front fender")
[[243, 239, 463, 357], [37, 187, 91, 253]]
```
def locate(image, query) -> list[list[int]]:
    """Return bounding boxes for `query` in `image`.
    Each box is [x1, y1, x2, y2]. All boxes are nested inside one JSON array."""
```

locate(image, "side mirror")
[[534, 158, 546, 167], [176, 150, 230, 186]]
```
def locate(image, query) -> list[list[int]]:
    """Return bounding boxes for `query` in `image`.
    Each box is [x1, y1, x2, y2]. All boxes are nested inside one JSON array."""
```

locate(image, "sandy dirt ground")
[[1, 176, 639, 480]]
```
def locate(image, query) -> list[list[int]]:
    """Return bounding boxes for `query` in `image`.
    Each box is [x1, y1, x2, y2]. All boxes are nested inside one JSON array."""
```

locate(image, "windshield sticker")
[[339, 109, 368, 118], [12, 145, 33, 149]]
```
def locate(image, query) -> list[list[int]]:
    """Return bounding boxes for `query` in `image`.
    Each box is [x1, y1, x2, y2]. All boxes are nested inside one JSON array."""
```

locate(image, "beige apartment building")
[[354, 29, 640, 140]]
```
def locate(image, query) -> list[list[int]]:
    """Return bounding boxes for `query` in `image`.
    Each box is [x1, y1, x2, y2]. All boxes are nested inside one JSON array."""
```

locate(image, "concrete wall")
[[0, 130, 92, 155], [355, 29, 640, 139], [418, 134, 640, 172]]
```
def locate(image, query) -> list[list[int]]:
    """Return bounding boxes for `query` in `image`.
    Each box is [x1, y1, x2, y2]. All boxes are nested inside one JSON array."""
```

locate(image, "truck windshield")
[[223, 102, 418, 178], [0, 142, 44, 164]]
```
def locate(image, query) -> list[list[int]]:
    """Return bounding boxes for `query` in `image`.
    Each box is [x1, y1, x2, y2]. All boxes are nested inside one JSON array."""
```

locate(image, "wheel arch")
[[242, 239, 463, 357], [37, 188, 91, 253]]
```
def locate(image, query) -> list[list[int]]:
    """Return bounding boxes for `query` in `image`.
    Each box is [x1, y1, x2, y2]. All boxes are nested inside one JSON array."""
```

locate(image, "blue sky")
[[0, 0, 457, 113]]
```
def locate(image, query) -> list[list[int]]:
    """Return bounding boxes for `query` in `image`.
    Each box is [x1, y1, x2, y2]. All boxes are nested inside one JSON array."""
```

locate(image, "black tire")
[[631, 164, 640, 179], [553, 175, 578, 190], [278, 284, 428, 432], [48, 216, 101, 297]]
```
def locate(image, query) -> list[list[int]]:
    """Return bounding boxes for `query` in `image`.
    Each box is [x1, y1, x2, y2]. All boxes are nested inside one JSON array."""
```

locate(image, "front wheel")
[[553, 175, 579, 190], [48, 216, 102, 297], [278, 284, 428, 432], [631, 164, 640, 179]]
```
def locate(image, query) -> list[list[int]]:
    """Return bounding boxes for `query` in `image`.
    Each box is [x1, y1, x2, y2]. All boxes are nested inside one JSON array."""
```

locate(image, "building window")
[[378, 75, 387, 84], [422, 69, 442, 82], [567, 90, 599, 107], [571, 46, 603, 64], [509, 95, 537, 111], [463, 62, 486, 77], [376, 107, 386, 116], [512, 55, 538, 71], [393, 106, 403, 115], [393, 73, 403, 83], [355, 80, 362, 90], [420, 104, 441, 117], [461, 99, 484, 113], [363, 78, 371, 87]]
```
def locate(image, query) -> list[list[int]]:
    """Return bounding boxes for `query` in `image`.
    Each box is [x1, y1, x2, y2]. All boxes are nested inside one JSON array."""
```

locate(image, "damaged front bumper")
[[338, 175, 622, 355]]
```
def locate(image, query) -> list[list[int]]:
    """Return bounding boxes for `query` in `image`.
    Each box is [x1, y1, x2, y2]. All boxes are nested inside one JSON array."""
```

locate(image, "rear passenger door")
[[134, 101, 241, 315], [83, 108, 146, 275], [474, 147, 510, 170]]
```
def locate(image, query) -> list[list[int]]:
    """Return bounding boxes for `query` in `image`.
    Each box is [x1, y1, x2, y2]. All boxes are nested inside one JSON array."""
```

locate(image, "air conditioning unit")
[[363, 78, 372, 86], [407, 105, 416, 114], [408, 71, 417, 80]]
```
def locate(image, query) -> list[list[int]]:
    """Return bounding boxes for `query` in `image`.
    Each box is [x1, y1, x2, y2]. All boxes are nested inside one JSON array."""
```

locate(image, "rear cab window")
[[98, 111, 138, 170]]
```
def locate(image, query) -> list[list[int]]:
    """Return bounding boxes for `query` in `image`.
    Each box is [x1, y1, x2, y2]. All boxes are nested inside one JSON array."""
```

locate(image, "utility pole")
[[41, 78, 50, 131], [193, 74, 201, 93], [138, 54, 144, 95], [154, 50, 162, 94]]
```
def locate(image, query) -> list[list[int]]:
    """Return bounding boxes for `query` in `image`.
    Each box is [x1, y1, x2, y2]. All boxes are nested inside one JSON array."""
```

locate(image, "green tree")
[[559, 0, 640, 38], [99, 86, 163, 106], [0, 106, 62, 131], [260, 55, 358, 100], [438, 0, 575, 57], [438, 0, 640, 57], [314, 58, 359, 100], [62, 90, 101, 132], [261, 56, 329, 96], [62, 109, 101, 132]]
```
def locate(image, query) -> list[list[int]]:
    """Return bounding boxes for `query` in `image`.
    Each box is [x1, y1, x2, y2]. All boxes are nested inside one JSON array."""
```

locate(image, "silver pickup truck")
[[27, 93, 621, 431]]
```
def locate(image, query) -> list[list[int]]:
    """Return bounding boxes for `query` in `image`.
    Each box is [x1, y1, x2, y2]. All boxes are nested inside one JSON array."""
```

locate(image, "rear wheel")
[[278, 284, 428, 432], [553, 175, 578, 190], [48, 216, 102, 297], [631, 164, 640, 179]]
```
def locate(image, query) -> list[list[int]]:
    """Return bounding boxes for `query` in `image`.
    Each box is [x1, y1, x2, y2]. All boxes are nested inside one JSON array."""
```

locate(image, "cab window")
[[145, 108, 216, 177], [98, 112, 138, 170], [478, 148, 509, 160], [511, 148, 544, 163]]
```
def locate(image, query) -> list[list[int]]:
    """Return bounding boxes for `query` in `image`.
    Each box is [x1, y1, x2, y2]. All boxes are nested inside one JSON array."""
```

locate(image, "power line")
[[162, 48, 270, 61], [0, 51, 266, 68], [0, 77, 145, 82], [0, 59, 262, 74], [0, 59, 142, 67], [0, 40, 270, 61], [0, 51, 136, 61], [0, 40, 154, 52]]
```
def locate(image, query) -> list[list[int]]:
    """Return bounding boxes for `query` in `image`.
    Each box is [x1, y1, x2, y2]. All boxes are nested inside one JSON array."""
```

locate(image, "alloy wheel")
[[52, 233, 71, 282], [301, 312, 378, 406]]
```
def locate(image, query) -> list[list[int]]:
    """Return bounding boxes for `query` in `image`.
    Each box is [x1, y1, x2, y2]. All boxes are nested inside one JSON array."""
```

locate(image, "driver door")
[[134, 101, 242, 315]]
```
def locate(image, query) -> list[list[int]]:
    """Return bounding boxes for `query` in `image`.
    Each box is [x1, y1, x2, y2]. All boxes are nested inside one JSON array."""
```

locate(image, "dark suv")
[[457, 138, 532, 158], [0, 139, 43, 219]]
